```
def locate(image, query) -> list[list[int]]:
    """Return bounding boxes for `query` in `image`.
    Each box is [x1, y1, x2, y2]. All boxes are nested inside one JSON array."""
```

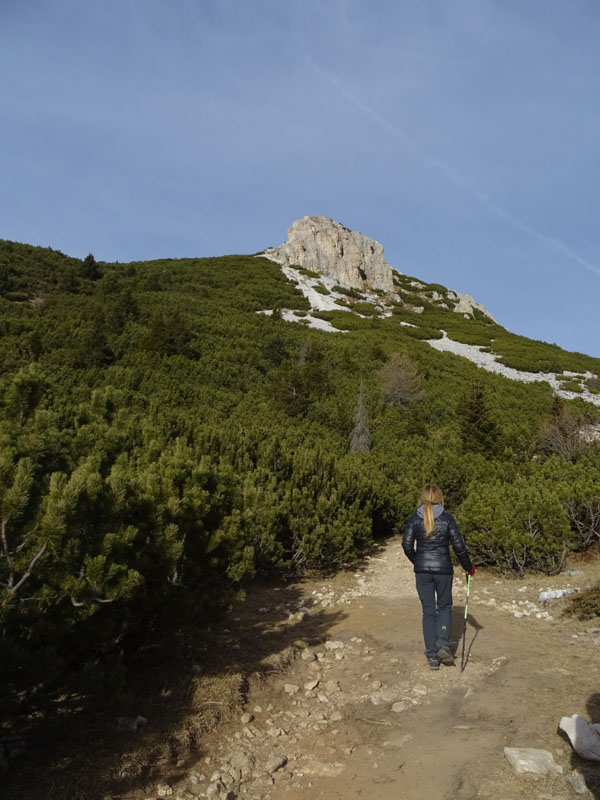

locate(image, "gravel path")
[[148, 538, 600, 800]]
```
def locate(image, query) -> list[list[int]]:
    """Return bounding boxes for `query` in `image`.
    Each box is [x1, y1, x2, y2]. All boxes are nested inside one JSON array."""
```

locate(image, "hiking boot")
[[437, 646, 454, 665], [428, 657, 440, 671]]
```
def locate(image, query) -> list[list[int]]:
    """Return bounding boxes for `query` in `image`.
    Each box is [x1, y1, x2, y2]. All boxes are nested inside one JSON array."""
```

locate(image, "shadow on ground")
[[1, 576, 349, 800], [450, 605, 483, 671]]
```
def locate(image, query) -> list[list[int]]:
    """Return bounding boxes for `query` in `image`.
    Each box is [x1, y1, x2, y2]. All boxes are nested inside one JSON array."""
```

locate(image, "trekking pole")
[[460, 573, 472, 673]]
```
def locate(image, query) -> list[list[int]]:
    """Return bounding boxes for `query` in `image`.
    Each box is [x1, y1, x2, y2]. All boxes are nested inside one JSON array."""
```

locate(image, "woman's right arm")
[[448, 517, 474, 573]]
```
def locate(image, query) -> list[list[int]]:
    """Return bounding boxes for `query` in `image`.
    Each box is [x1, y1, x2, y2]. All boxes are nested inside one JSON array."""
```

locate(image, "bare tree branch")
[[9, 542, 47, 596]]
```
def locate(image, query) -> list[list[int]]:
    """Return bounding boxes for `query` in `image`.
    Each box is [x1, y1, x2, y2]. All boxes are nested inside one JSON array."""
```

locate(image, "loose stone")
[[265, 753, 288, 774], [566, 773, 589, 794], [504, 747, 563, 776], [560, 715, 600, 761]]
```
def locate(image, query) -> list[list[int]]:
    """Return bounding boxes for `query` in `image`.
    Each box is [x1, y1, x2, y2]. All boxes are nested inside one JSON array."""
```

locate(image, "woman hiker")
[[402, 484, 476, 670]]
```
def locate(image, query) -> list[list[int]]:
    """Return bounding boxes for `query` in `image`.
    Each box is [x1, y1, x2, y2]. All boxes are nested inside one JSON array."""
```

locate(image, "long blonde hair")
[[420, 484, 444, 538]]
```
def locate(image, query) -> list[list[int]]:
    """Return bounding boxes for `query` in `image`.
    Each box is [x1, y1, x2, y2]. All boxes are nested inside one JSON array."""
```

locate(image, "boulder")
[[538, 589, 579, 604], [504, 747, 563, 775], [450, 290, 497, 322], [560, 715, 600, 762]]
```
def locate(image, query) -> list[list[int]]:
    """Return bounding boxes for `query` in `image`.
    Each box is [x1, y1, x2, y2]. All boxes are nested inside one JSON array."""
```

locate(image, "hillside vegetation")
[[1, 239, 600, 716]]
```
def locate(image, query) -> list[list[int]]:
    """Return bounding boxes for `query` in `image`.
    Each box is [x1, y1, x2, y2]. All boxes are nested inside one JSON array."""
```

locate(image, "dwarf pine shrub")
[[1, 237, 600, 714], [565, 582, 600, 619], [458, 478, 573, 575]]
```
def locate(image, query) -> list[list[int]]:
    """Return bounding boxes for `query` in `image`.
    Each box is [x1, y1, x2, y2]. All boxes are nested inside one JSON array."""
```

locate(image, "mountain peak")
[[263, 217, 496, 323], [263, 216, 395, 293]]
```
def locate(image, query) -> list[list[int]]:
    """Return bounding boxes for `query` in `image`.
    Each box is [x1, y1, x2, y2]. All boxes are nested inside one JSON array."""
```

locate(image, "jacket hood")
[[417, 503, 444, 519]]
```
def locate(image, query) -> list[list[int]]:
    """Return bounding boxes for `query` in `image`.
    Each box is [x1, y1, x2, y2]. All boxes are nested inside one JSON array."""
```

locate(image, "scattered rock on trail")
[[538, 588, 580, 604], [229, 749, 256, 778], [565, 772, 589, 795], [301, 758, 345, 777], [115, 537, 600, 800], [264, 752, 288, 774], [560, 714, 600, 762], [503, 746, 563, 776]]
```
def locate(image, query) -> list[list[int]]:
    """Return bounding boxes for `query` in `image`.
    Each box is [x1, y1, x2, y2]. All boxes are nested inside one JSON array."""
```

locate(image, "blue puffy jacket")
[[402, 509, 473, 574]]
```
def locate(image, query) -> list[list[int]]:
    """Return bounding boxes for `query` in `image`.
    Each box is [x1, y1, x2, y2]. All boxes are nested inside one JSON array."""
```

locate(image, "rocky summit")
[[263, 216, 395, 293]]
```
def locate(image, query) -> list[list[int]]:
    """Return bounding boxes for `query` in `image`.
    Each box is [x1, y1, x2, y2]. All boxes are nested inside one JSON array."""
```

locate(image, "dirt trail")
[[173, 537, 600, 800]]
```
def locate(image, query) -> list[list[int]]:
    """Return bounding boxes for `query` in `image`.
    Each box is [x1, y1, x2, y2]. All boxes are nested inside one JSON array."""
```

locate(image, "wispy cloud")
[[300, 44, 600, 279]]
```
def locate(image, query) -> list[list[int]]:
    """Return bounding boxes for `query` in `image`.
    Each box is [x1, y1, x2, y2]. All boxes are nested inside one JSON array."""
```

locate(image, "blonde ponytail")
[[419, 484, 444, 538]]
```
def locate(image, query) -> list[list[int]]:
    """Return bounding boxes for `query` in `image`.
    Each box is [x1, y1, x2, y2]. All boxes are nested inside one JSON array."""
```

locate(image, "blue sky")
[[2, 1, 599, 356]]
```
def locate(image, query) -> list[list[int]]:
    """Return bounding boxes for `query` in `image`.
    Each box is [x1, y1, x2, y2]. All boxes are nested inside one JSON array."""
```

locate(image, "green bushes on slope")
[[1, 239, 600, 714]]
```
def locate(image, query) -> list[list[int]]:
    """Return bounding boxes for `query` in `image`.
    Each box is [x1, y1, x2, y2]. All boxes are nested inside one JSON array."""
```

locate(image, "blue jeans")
[[415, 573, 453, 659]]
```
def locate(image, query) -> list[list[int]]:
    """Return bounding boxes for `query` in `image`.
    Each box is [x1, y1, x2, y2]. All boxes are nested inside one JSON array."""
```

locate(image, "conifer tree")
[[81, 253, 100, 281], [538, 398, 585, 462], [378, 352, 423, 406], [4, 365, 47, 426], [303, 342, 330, 397], [458, 378, 499, 454], [350, 385, 372, 453]]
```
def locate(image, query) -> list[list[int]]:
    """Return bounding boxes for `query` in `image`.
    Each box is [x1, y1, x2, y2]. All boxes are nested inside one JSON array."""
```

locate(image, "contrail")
[[301, 47, 600, 278]]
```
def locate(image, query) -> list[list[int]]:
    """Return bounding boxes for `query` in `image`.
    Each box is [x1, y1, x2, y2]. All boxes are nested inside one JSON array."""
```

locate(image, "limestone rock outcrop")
[[448, 290, 497, 322], [264, 217, 395, 293]]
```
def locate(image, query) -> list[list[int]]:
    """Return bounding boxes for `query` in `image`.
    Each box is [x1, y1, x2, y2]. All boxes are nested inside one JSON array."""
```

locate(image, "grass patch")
[[332, 285, 364, 300], [565, 581, 600, 619], [298, 267, 320, 279], [310, 310, 336, 322], [402, 325, 443, 340], [560, 380, 583, 393], [352, 301, 378, 317]]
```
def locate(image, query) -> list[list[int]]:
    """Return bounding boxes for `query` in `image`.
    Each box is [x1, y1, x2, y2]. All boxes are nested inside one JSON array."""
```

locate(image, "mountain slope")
[[0, 236, 599, 721]]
